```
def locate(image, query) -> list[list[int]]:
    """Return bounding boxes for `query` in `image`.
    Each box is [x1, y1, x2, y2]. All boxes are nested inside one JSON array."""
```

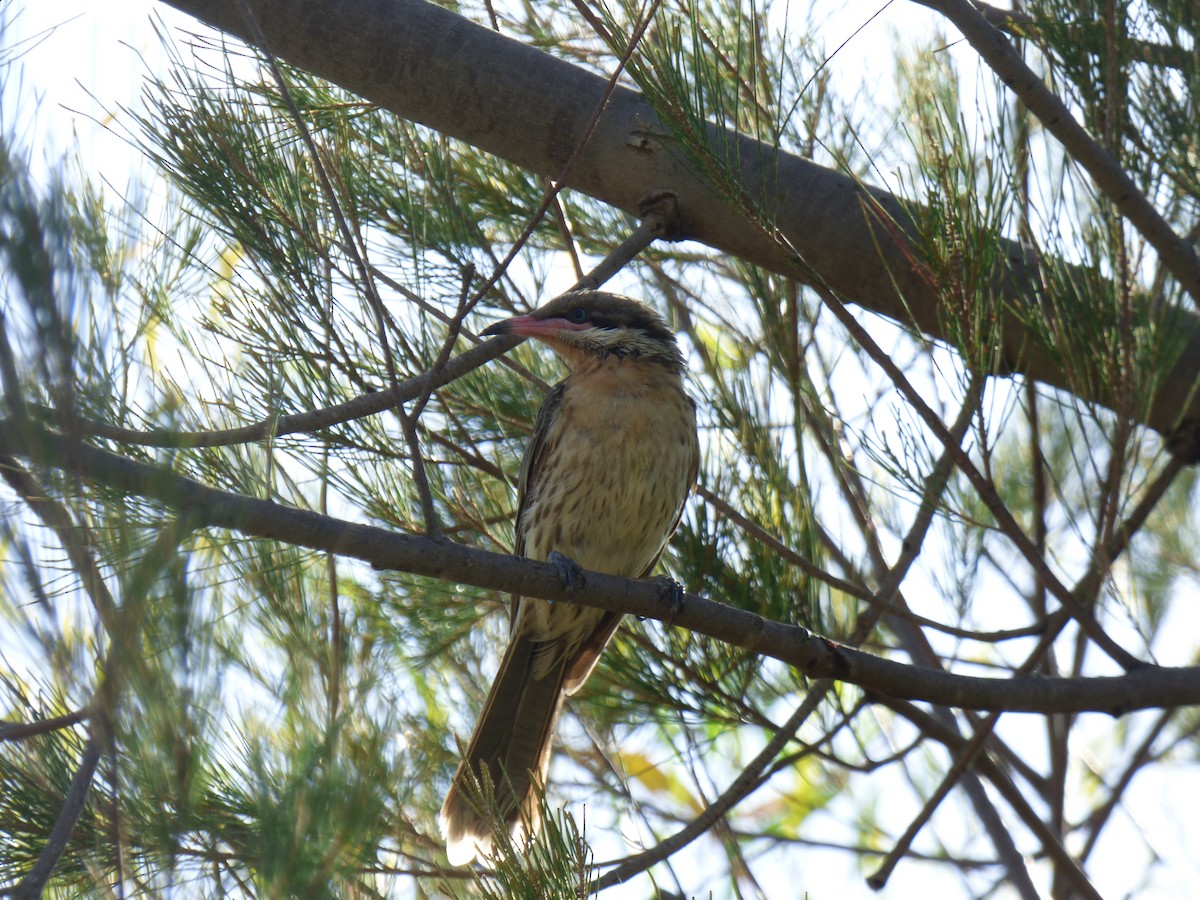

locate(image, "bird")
[[439, 290, 699, 865]]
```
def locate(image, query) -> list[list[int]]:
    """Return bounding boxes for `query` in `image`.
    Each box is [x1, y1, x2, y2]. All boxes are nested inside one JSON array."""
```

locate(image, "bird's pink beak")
[[481, 315, 589, 339]]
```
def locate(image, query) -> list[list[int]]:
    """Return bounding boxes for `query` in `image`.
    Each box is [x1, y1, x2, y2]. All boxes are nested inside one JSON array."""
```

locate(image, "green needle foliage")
[[4, 0, 1200, 897]]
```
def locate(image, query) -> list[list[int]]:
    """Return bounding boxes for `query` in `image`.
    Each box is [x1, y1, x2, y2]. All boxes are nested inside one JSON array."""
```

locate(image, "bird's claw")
[[547, 551, 584, 603], [654, 575, 686, 624]]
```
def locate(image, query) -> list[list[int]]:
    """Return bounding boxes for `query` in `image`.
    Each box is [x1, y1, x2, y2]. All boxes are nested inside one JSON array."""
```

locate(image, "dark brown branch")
[[7, 421, 1200, 716]]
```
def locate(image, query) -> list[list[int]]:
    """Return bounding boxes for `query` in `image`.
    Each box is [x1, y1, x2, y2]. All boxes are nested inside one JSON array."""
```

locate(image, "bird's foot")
[[653, 575, 686, 625], [547, 551, 585, 603]]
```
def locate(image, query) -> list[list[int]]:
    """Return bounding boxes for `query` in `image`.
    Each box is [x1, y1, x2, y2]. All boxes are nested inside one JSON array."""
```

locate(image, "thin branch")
[[695, 484, 872, 603], [866, 451, 1184, 893], [547, 189, 584, 280], [410, 265, 480, 421], [37, 190, 678, 456], [1078, 707, 1175, 862], [880, 699, 1104, 900], [809, 275, 1142, 670], [816, 375, 1042, 898], [0, 454, 119, 633], [913, 0, 1200, 305], [13, 736, 102, 900], [28, 334, 518, 449], [868, 620, 1075, 892], [969, 0, 1188, 70], [0, 709, 88, 743], [591, 687, 825, 891], [568, 192, 683, 293]]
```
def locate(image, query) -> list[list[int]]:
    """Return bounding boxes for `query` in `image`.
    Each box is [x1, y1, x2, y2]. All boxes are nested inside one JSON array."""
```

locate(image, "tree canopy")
[[3, 0, 1200, 897]]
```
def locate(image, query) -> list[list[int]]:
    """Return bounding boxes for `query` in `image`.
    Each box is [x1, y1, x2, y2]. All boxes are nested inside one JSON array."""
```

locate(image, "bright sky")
[[5, 2, 1200, 898]]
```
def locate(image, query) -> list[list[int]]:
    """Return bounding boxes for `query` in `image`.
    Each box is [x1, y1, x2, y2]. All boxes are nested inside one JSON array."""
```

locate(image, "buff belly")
[[515, 364, 697, 668]]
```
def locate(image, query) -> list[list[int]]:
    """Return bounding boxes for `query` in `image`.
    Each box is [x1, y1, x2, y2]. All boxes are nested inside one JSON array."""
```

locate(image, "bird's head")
[[481, 291, 684, 372]]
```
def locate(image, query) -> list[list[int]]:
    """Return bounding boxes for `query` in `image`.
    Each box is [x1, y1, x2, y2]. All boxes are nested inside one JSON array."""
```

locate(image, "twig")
[[0, 709, 88, 743], [1078, 706, 1174, 862], [547, 190, 584, 281], [394, 407, 443, 538], [869, 625, 1061, 891], [912, 0, 1200, 305], [411, 265, 480, 421], [695, 485, 872, 602], [13, 736, 102, 900], [590, 687, 825, 891], [568, 192, 683, 293], [31, 334, 520, 450], [865, 454, 1184, 892], [879, 699, 1104, 900], [466, 0, 664, 306], [853, 381, 1044, 897], [854, 376, 983, 639], [21, 194, 675, 455]]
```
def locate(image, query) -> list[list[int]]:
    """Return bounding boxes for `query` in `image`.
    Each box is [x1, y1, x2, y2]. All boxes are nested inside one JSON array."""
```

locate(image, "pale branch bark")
[[155, 0, 1200, 449], [7, 420, 1200, 716]]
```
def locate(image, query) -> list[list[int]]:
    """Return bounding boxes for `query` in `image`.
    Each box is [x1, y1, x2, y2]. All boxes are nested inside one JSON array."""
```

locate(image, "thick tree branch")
[[6, 421, 1200, 716], [154, 0, 1200, 448]]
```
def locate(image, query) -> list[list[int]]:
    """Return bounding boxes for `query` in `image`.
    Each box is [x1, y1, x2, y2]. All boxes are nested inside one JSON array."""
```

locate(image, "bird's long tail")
[[439, 634, 568, 866]]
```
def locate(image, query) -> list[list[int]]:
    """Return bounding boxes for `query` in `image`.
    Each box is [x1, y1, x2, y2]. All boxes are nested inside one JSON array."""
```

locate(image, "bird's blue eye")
[[568, 308, 588, 323]]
